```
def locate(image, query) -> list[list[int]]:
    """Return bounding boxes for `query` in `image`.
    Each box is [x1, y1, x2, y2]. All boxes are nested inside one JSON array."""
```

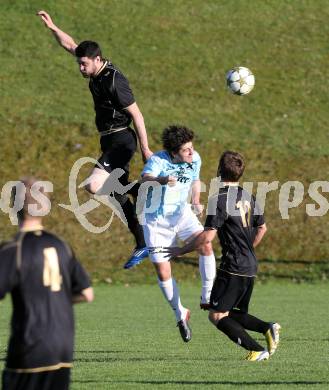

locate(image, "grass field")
[[0, 3, 327, 387], [0, 282, 328, 389], [0, 0, 328, 281]]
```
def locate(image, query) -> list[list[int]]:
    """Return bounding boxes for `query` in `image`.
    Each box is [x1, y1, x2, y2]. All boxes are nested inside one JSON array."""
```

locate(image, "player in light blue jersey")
[[136, 125, 216, 342], [141, 148, 201, 217]]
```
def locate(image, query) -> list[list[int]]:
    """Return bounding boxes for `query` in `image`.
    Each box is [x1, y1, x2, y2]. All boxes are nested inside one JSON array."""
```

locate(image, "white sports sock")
[[199, 253, 216, 304], [158, 278, 185, 322]]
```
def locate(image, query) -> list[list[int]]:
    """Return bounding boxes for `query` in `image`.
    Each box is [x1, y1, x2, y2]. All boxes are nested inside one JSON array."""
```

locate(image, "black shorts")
[[97, 128, 137, 177], [210, 270, 254, 313], [2, 367, 70, 390]]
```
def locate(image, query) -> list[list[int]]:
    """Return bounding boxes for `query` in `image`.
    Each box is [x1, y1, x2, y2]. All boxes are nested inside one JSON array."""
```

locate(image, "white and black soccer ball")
[[226, 67, 255, 95]]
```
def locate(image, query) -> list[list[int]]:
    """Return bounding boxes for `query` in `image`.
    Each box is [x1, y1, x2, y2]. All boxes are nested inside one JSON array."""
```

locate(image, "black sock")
[[229, 309, 270, 334], [127, 181, 140, 199], [216, 317, 264, 351], [121, 198, 146, 248]]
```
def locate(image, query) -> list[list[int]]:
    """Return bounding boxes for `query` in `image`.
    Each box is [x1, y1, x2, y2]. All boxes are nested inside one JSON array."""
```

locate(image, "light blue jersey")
[[141, 150, 201, 218]]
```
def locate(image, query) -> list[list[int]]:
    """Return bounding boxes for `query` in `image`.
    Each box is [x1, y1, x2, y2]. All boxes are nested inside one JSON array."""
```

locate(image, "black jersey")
[[205, 185, 265, 277], [0, 227, 91, 372], [89, 61, 135, 133]]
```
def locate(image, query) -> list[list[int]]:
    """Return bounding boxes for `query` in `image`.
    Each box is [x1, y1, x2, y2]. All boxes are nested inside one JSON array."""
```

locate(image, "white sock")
[[158, 278, 186, 322], [199, 253, 216, 304]]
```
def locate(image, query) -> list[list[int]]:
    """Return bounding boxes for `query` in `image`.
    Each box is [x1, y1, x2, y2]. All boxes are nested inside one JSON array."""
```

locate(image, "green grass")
[[0, 282, 328, 389], [0, 0, 328, 281]]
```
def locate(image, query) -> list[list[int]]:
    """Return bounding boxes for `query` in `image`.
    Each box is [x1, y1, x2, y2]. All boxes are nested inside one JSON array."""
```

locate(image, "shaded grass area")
[[0, 282, 328, 389], [0, 0, 328, 281]]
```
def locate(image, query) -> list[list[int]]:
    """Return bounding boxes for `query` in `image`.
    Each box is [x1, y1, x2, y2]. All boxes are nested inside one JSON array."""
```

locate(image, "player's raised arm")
[[37, 10, 77, 55]]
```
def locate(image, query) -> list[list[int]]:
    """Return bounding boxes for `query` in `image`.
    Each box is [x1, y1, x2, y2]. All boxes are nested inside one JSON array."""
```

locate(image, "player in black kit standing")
[[165, 151, 281, 361], [37, 10, 153, 268], [0, 177, 94, 390]]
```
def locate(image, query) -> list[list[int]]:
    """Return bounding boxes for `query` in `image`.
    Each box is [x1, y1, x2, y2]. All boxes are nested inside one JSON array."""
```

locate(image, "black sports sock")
[[229, 309, 270, 334], [121, 198, 146, 248], [127, 181, 140, 199], [216, 317, 264, 351]]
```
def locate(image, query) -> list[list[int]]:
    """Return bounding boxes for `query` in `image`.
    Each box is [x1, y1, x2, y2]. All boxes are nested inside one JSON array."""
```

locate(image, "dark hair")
[[218, 151, 245, 181], [162, 125, 194, 154], [75, 40, 102, 59]]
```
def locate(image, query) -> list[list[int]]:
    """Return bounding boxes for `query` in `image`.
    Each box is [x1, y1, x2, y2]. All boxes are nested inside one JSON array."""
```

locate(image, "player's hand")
[[141, 148, 153, 163], [191, 203, 204, 215], [166, 176, 177, 187], [37, 10, 56, 29], [162, 246, 184, 258]]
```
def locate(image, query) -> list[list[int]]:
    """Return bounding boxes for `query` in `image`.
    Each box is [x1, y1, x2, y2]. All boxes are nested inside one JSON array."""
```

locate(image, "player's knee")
[[154, 262, 172, 281], [84, 169, 109, 195], [208, 311, 228, 325], [84, 179, 103, 195], [84, 182, 94, 194], [208, 311, 218, 325]]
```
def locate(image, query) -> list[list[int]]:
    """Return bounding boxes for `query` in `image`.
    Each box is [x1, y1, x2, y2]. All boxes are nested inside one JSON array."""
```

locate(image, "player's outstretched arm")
[[125, 103, 153, 162], [165, 228, 217, 258], [37, 10, 77, 55]]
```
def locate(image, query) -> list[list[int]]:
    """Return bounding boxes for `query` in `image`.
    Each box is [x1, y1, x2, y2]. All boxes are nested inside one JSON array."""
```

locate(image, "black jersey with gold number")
[[0, 227, 91, 372], [205, 185, 265, 277]]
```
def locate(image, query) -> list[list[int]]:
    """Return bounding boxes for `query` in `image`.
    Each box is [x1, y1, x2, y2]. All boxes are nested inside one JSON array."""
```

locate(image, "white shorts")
[[143, 206, 204, 263]]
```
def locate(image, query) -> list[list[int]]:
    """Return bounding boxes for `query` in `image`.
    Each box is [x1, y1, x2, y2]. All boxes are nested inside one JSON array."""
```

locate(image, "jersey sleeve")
[[67, 247, 91, 294], [0, 244, 18, 299], [252, 196, 265, 227], [112, 71, 135, 109], [142, 155, 163, 177], [192, 152, 201, 181]]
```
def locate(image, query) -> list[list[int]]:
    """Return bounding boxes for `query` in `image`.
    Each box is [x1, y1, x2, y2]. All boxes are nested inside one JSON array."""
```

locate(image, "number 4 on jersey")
[[43, 247, 62, 292]]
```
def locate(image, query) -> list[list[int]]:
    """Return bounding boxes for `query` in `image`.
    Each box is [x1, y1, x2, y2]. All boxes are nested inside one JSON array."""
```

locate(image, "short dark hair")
[[162, 125, 194, 154], [218, 151, 245, 181], [12, 177, 50, 221], [75, 41, 102, 59]]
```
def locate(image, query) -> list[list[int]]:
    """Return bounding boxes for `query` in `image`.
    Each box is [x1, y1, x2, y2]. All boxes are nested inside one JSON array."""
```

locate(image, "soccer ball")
[[226, 67, 255, 95]]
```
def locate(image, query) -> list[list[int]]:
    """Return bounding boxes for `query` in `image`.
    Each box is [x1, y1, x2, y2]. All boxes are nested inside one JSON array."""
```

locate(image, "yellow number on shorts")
[[236, 200, 251, 228], [43, 247, 62, 292]]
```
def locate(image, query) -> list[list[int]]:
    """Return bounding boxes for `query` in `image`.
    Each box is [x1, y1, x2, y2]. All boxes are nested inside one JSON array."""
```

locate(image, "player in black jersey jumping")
[[37, 10, 153, 268], [165, 151, 281, 361], [0, 177, 94, 390]]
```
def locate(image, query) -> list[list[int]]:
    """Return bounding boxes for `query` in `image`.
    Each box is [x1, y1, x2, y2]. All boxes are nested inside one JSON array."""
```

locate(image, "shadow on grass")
[[73, 379, 329, 386], [74, 355, 226, 363], [175, 258, 329, 266]]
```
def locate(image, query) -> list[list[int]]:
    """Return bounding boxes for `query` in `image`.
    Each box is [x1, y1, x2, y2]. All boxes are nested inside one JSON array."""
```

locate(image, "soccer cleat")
[[177, 310, 192, 342], [264, 323, 281, 355], [123, 247, 149, 269], [245, 350, 269, 361]]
